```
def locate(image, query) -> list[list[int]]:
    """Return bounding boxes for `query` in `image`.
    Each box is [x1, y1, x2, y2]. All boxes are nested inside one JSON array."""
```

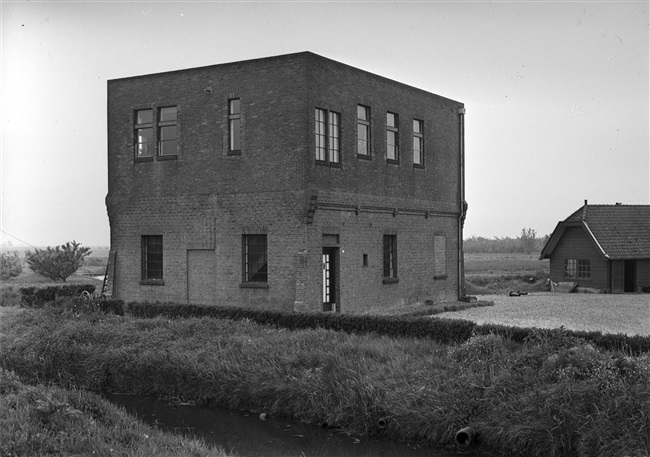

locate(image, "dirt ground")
[[438, 292, 650, 336]]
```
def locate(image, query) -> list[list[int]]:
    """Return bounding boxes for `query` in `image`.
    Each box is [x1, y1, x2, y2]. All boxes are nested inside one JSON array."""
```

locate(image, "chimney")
[[581, 200, 588, 221]]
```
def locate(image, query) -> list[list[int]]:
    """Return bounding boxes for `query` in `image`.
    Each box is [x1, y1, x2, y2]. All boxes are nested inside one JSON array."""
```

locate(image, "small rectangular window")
[[413, 119, 424, 166], [135, 109, 153, 158], [243, 234, 267, 283], [142, 235, 163, 281], [387, 112, 399, 162], [357, 105, 371, 157], [578, 259, 591, 279], [229, 99, 241, 152], [158, 106, 178, 156], [383, 235, 398, 280]]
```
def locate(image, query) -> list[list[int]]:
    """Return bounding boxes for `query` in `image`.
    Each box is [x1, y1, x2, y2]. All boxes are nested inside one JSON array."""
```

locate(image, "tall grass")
[[1, 306, 648, 457], [0, 368, 230, 456]]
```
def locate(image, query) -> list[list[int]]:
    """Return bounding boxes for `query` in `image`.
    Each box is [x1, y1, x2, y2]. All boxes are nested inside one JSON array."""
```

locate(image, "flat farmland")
[[464, 253, 549, 275], [438, 292, 650, 336]]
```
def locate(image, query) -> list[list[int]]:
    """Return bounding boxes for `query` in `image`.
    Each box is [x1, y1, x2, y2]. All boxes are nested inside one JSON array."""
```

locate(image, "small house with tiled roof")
[[540, 201, 650, 293]]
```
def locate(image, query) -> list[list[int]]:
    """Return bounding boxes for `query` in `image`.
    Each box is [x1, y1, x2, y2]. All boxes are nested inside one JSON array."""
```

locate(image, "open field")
[[464, 253, 549, 275], [438, 292, 650, 336]]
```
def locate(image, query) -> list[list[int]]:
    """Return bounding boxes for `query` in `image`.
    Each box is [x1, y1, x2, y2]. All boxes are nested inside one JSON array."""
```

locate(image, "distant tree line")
[[464, 228, 549, 254]]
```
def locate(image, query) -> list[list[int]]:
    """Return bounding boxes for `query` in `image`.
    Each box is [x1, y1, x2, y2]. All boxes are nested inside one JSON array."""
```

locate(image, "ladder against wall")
[[101, 250, 116, 298]]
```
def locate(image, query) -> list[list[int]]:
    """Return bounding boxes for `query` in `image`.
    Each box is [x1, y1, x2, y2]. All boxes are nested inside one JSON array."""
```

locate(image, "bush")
[[25, 241, 91, 282], [19, 284, 96, 308], [0, 287, 21, 307], [125, 301, 476, 345], [0, 251, 23, 280]]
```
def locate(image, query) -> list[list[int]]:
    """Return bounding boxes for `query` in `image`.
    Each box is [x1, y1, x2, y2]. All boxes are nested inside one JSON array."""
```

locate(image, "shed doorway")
[[624, 260, 636, 292]]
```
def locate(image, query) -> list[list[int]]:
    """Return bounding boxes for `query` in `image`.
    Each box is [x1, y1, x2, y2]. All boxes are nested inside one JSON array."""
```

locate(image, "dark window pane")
[[230, 118, 241, 151], [244, 235, 267, 282], [159, 106, 177, 122], [229, 99, 241, 115], [136, 109, 153, 125], [143, 235, 163, 280]]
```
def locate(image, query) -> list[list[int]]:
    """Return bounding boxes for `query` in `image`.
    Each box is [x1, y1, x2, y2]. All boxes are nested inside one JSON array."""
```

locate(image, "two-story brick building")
[[106, 52, 467, 313]]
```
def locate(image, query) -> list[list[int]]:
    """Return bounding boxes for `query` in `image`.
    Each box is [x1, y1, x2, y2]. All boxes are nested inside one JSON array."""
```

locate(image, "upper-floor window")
[[158, 106, 178, 156], [413, 119, 424, 167], [142, 235, 163, 282], [229, 99, 241, 153], [387, 112, 399, 162], [135, 109, 153, 158], [357, 105, 371, 157], [315, 108, 341, 164]]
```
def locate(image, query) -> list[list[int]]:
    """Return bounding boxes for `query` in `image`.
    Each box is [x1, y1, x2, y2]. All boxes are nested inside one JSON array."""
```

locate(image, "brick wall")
[[107, 52, 465, 311]]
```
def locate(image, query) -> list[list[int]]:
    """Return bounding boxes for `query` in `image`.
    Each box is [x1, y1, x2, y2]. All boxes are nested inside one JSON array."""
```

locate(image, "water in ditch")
[[106, 394, 492, 457]]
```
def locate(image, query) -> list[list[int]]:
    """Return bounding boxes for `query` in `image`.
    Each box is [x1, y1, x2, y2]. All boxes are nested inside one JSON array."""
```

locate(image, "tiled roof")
[[564, 204, 650, 259]]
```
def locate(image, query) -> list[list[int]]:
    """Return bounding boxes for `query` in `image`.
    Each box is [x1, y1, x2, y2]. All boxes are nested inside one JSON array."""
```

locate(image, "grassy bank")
[[0, 367, 230, 456], [1, 305, 648, 456]]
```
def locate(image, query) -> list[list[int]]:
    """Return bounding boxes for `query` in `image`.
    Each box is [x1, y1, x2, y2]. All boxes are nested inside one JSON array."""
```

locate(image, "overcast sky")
[[2, 1, 648, 248]]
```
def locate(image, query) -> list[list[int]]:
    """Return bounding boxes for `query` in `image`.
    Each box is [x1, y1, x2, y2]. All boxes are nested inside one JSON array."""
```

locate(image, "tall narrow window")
[[357, 105, 371, 157], [243, 234, 267, 283], [229, 99, 241, 153], [315, 108, 327, 161], [135, 109, 153, 158], [328, 111, 341, 164], [387, 112, 399, 162], [413, 119, 424, 166], [142, 235, 163, 282], [158, 106, 178, 156], [315, 109, 341, 164], [434, 235, 447, 279], [383, 235, 398, 281]]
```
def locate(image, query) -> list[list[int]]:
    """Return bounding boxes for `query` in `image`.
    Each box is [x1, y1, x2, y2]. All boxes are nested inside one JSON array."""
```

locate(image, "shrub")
[[0, 287, 21, 307], [0, 251, 23, 280], [25, 241, 91, 282], [19, 284, 96, 308]]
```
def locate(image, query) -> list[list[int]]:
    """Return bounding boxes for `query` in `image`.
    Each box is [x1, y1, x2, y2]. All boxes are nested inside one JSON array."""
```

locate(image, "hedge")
[[19, 284, 97, 308], [126, 301, 476, 345], [125, 301, 650, 354]]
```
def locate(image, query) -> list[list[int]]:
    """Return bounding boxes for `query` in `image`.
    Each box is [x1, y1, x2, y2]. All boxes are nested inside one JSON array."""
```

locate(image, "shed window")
[[564, 258, 591, 279]]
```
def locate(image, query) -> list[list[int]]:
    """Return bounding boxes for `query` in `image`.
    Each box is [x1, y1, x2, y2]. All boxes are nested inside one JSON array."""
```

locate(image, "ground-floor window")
[[383, 235, 398, 282], [564, 258, 590, 279], [242, 234, 267, 283], [141, 235, 163, 282], [434, 235, 447, 279]]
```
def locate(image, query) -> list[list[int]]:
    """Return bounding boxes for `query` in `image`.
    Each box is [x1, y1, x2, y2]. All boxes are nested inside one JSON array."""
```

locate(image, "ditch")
[[106, 394, 492, 457]]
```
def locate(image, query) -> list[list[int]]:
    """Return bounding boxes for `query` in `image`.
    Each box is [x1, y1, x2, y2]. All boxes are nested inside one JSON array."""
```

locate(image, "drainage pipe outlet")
[[455, 426, 476, 446]]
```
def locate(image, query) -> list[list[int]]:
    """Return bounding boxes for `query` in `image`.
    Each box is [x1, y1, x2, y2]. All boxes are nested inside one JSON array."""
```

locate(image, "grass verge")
[[0, 367, 231, 457], [1, 305, 648, 457]]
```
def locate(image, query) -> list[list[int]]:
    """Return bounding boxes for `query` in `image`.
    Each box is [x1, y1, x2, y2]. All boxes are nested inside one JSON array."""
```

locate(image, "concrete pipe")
[[455, 426, 476, 446]]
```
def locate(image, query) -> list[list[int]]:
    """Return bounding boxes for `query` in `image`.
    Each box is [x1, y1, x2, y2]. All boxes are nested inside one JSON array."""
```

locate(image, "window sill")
[[383, 277, 399, 284], [434, 275, 447, 280], [387, 159, 400, 165], [228, 150, 241, 156], [135, 156, 154, 163], [140, 280, 165, 286], [240, 282, 269, 289], [157, 154, 177, 161], [357, 154, 372, 161], [413, 163, 425, 169]]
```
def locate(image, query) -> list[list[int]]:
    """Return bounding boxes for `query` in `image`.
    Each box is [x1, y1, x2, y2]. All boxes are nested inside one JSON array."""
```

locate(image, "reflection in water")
[[106, 394, 491, 457]]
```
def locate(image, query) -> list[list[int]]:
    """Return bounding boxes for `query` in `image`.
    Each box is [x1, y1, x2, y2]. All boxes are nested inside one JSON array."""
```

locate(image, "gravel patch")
[[437, 292, 650, 336]]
